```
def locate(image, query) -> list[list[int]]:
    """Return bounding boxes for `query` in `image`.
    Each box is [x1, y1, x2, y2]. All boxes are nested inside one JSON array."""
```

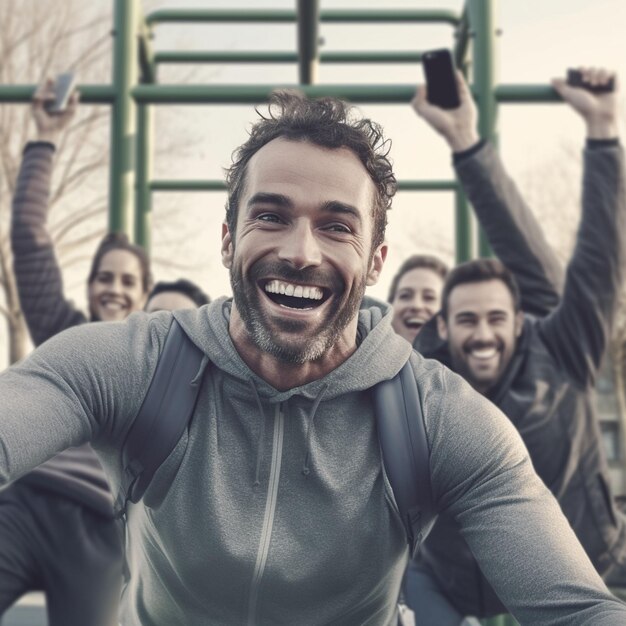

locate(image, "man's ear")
[[221, 222, 233, 270], [366, 243, 388, 286], [514, 310, 524, 337], [437, 314, 448, 340]]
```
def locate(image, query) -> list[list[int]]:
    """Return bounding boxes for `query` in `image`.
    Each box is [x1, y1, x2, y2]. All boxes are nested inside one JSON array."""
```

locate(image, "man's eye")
[[457, 318, 475, 326], [257, 213, 282, 223], [325, 223, 351, 233]]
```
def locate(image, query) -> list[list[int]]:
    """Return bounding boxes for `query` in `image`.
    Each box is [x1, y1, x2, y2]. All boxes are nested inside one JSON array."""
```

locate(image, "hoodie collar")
[[172, 295, 412, 403]]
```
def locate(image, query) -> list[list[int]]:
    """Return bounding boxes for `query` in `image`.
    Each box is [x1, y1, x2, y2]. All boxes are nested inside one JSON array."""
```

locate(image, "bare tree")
[[0, 0, 113, 365]]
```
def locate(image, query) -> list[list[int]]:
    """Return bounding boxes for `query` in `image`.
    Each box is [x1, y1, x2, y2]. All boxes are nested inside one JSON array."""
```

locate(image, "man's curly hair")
[[225, 91, 397, 249]]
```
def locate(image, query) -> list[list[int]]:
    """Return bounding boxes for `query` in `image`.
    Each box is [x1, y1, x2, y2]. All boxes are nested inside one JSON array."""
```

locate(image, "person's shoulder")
[[408, 348, 513, 439], [34, 310, 172, 369], [408, 348, 457, 393]]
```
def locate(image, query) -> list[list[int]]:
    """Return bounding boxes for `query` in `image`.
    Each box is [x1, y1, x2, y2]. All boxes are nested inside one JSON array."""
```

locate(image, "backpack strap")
[[374, 359, 436, 556], [114, 318, 205, 518]]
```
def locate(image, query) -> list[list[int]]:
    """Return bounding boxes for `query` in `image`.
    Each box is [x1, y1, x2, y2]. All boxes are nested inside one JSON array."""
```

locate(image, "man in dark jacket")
[[405, 67, 626, 624]]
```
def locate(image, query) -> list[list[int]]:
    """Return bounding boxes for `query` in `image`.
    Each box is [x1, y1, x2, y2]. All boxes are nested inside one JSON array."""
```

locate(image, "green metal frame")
[[0, 0, 568, 268]]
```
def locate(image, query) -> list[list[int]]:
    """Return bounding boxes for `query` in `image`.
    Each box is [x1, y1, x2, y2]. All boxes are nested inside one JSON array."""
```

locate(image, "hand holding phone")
[[566, 69, 615, 94], [552, 67, 618, 140], [422, 49, 461, 110], [44, 72, 77, 114]]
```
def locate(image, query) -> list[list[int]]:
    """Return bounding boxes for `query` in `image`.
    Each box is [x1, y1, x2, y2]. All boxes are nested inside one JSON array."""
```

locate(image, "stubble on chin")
[[229, 261, 366, 365]]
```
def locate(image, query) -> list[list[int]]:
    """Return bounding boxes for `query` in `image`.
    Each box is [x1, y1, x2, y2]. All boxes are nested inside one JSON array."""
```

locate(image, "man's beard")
[[230, 259, 366, 364]]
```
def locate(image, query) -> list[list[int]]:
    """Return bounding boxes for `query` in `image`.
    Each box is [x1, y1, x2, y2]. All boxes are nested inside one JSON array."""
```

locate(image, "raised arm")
[[418, 353, 626, 624], [10, 79, 86, 346], [538, 68, 624, 387], [412, 72, 564, 317]]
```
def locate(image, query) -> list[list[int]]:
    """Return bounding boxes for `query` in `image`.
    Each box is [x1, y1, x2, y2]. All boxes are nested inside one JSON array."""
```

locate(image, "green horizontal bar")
[[0, 85, 116, 104], [132, 84, 417, 104], [146, 9, 460, 26], [132, 84, 565, 105], [151, 180, 226, 192], [320, 9, 459, 24], [154, 51, 424, 65], [494, 85, 562, 103], [147, 9, 295, 24], [151, 179, 456, 193], [398, 180, 457, 191], [0, 84, 565, 107]]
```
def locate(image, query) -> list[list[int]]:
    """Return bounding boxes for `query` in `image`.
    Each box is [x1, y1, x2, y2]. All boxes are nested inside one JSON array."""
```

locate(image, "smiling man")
[[1, 91, 626, 626], [436, 261, 523, 393], [223, 136, 385, 385], [407, 68, 626, 624]]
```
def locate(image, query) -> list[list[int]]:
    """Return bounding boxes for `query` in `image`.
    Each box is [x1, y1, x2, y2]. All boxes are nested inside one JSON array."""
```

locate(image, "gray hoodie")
[[1, 297, 625, 625]]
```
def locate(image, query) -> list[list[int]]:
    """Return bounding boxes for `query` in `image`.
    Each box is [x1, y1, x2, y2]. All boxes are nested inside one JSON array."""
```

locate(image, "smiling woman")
[[86, 233, 152, 322], [388, 254, 449, 344]]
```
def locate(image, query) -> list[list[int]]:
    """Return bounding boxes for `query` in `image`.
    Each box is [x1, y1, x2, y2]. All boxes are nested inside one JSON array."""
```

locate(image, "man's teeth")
[[265, 280, 323, 300], [102, 301, 124, 310], [470, 347, 498, 359]]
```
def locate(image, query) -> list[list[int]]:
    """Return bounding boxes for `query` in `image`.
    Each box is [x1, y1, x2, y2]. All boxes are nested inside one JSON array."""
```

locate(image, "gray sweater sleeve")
[[11, 142, 87, 346], [417, 353, 626, 625], [455, 143, 564, 317], [539, 144, 626, 388], [0, 312, 169, 487]]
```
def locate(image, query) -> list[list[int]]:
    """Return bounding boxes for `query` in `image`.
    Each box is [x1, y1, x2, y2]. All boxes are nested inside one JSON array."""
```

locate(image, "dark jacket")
[[414, 141, 626, 616], [10, 141, 113, 516]]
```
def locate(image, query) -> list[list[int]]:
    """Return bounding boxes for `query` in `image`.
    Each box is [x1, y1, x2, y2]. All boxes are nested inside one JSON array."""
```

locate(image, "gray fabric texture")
[[10, 141, 113, 516], [413, 142, 626, 617], [1, 294, 625, 624]]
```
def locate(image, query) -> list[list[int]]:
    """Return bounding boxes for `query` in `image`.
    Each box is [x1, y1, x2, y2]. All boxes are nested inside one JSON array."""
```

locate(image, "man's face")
[[222, 138, 386, 365], [437, 279, 523, 394], [391, 267, 444, 343]]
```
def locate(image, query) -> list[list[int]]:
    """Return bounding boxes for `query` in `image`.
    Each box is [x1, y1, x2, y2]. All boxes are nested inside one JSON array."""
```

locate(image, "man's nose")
[[277, 221, 322, 269], [474, 319, 495, 342]]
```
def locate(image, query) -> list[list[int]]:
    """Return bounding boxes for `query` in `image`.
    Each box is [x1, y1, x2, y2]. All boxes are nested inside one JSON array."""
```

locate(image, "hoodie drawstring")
[[249, 380, 267, 488], [302, 383, 329, 477]]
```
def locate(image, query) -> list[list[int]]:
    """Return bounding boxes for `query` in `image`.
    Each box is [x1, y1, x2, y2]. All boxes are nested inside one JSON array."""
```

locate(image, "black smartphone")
[[45, 72, 77, 113], [566, 69, 614, 94], [422, 49, 460, 109]]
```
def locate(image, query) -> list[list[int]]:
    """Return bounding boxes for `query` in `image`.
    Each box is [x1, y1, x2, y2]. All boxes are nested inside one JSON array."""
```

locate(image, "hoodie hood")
[[413, 313, 450, 365], [173, 294, 413, 402]]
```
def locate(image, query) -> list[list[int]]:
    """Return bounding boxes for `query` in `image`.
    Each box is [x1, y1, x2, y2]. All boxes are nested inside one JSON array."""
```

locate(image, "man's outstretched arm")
[[0, 312, 167, 487], [412, 72, 564, 317], [417, 353, 626, 624]]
